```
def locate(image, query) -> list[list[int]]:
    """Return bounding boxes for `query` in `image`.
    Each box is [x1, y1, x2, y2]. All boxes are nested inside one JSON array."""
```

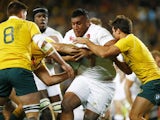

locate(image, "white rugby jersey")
[[63, 23, 116, 81], [42, 27, 63, 43], [63, 23, 114, 47]]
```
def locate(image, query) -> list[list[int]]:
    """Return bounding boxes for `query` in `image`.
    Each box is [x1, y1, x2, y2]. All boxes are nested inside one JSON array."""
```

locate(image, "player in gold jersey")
[[74, 15, 160, 120], [2, 39, 74, 120], [0, 1, 74, 120]]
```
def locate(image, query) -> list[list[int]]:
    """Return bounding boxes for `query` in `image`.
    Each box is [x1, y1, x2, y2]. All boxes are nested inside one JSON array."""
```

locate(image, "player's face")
[[71, 15, 90, 37], [112, 27, 120, 39], [34, 12, 48, 30], [155, 56, 160, 67]]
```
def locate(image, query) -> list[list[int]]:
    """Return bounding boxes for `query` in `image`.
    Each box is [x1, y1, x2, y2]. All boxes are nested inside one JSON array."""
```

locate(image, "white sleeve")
[[97, 28, 114, 46], [56, 32, 64, 43], [32, 34, 55, 56]]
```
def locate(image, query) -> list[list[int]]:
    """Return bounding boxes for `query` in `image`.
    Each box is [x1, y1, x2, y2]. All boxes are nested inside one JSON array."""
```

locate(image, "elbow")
[[98, 52, 107, 58], [44, 81, 53, 86], [43, 78, 56, 86]]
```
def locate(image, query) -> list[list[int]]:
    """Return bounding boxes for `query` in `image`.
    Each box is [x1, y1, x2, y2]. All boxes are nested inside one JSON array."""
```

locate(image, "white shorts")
[[67, 75, 115, 115], [33, 73, 62, 97]]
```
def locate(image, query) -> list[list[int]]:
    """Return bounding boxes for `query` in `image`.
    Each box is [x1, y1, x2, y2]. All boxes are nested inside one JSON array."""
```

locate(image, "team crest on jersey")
[[69, 36, 74, 41], [86, 34, 90, 39]]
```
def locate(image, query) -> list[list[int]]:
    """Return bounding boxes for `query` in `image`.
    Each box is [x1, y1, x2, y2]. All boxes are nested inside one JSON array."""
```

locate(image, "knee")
[[129, 111, 134, 120], [129, 113, 145, 120], [23, 104, 40, 119], [61, 99, 72, 112], [84, 113, 99, 120]]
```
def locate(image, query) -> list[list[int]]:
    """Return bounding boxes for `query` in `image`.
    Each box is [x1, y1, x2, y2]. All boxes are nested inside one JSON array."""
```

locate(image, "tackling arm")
[[32, 34, 74, 78], [73, 37, 120, 58], [112, 57, 132, 74]]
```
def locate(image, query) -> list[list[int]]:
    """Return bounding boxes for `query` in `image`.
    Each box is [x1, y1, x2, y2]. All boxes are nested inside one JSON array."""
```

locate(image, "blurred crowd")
[[0, 0, 160, 50]]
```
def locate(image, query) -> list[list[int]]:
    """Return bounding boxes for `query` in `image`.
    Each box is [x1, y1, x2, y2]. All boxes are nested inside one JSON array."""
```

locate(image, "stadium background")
[[0, 0, 160, 51]]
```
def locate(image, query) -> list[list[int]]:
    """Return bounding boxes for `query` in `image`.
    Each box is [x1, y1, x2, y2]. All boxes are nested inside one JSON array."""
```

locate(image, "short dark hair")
[[109, 15, 132, 34], [151, 50, 160, 58], [7, 1, 28, 17], [71, 8, 89, 19], [32, 7, 48, 18]]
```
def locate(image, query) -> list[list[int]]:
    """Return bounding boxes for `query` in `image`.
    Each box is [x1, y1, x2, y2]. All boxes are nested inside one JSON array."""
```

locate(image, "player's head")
[[33, 7, 48, 33], [109, 15, 132, 38], [7, 1, 28, 19], [71, 8, 90, 37]]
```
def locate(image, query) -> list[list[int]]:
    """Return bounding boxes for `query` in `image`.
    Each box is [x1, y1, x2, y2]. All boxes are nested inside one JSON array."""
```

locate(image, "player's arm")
[[51, 43, 80, 55], [51, 43, 93, 61], [73, 37, 120, 58], [34, 64, 69, 86], [112, 57, 132, 74], [32, 34, 74, 78], [73, 37, 132, 74]]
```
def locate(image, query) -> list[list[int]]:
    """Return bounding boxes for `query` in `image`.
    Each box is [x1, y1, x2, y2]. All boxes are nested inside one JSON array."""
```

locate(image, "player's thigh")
[[87, 80, 115, 115], [9, 68, 40, 103], [130, 96, 154, 117], [0, 69, 12, 99], [66, 75, 90, 103], [9, 88, 21, 105], [18, 92, 40, 105]]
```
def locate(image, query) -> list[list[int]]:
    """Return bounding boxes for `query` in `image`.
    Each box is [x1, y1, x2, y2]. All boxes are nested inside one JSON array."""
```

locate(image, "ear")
[[117, 28, 121, 34], [17, 11, 23, 18], [18, 10, 27, 19], [86, 19, 90, 27]]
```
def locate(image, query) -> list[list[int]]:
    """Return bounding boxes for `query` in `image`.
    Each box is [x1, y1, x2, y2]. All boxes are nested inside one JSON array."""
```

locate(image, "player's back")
[[0, 17, 40, 70]]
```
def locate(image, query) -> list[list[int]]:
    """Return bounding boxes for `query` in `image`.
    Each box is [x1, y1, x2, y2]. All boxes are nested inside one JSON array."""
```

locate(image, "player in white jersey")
[[32, 7, 63, 119], [61, 8, 116, 120]]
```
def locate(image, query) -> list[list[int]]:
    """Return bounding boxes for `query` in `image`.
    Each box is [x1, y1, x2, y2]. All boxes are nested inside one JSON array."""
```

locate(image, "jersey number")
[[4, 27, 14, 44]]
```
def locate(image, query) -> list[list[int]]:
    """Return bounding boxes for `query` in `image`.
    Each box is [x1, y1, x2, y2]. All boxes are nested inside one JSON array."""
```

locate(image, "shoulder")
[[64, 29, 74, 37], [25, 20, 39, 28], [89, 24, 112, 36], [90, 24, 109, 32], [46, 27, 62, 34]]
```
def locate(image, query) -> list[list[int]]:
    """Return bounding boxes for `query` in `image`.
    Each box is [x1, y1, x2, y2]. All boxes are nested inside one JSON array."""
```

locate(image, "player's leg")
[[61, 92, 81, 120], [61, 76, 88, 120], [0, 69, 13, 119], [130, 80, 160, 120], [11, 68, 40, 120], [8, 89, 25, 120], [33, 73, 55, 120], [0, 97, 9, 120], [3, 99, 15, 120], [18, 92, 40, 119], [129, 96, 153, 120], [47, 84, 62, 120], [84, 80, 115, 120]]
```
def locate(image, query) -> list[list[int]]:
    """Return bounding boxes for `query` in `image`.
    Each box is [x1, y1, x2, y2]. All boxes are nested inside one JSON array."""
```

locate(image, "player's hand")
[[61, 63, 74, 78], [73, 37, 89, 44], [60, 44, 80, 55], [73, 48, 91, 61], [62, 55, 77, 62]]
